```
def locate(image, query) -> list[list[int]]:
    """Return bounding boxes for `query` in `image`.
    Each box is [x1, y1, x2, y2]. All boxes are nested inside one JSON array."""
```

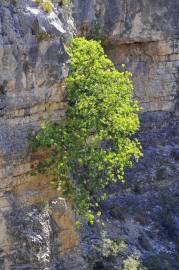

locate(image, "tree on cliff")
[[32, 37, 142, 224]]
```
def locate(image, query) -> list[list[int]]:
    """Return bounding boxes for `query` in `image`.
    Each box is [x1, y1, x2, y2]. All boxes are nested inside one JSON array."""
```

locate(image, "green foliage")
[[122, 256, 147, 270], [95, 231, 127, 258], [61, 0, 72, 6], [35, 0, 43, 3], [32, 37, 142, 222], [35, 0, 54, 13], [41, 1, 54, 12]]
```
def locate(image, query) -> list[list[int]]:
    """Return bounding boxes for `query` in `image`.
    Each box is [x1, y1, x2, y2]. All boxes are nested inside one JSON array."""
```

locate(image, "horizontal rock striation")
[[74, 0, 179, 113], [0, 1, 79, 269]]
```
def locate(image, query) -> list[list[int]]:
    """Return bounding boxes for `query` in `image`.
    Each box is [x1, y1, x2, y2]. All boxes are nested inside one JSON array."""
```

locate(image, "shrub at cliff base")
[[32, 37, 142, 224]]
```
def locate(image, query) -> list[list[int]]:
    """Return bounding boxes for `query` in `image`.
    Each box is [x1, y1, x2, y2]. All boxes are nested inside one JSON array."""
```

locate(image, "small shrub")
[[32, 38, 142, 222], [122, 256, 147, 270], [95, 231, 127, 258], [41, 1, 54, 12], [35, 0, 54, 13]]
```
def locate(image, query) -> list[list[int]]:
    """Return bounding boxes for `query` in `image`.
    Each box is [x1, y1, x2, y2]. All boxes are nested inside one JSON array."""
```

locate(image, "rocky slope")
[[0, 0, 179, 269]]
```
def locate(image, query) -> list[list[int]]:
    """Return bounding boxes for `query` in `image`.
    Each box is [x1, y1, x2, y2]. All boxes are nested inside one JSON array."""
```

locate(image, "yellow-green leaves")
[[95, 231, 127, 258], [32, 38, 142, 224], [34, 0, 54, 13]]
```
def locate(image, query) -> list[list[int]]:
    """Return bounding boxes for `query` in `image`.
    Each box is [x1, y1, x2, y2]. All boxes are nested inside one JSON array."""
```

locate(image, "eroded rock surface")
[[0, 1, 79, 269]]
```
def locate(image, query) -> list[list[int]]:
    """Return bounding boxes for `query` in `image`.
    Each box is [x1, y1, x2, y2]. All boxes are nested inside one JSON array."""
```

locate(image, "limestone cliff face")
[[0, 1, 79, 269], [74, 0, 179, 112], [0, 0, 179, 269]]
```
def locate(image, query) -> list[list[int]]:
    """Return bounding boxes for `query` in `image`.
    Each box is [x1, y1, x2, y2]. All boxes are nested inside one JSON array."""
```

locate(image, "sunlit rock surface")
[[0, 1, 79, 269]]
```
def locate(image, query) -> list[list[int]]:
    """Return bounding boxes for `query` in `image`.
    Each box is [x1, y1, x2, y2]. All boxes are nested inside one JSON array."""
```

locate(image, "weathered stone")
[[0, 1, 78, 269], [50, 197, 67, 217]]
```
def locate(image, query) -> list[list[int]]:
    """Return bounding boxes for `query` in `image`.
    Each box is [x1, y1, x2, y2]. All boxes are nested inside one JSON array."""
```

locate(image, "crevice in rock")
[[0, 82, 7, 116]]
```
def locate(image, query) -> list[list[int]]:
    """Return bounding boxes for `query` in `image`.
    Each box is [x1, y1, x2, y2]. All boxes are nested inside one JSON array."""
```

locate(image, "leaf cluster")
[[95, 231, 127, 258], [35, 0, 54, 13], [32, 38, 142, 223], [122, 256, 147, 270]]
